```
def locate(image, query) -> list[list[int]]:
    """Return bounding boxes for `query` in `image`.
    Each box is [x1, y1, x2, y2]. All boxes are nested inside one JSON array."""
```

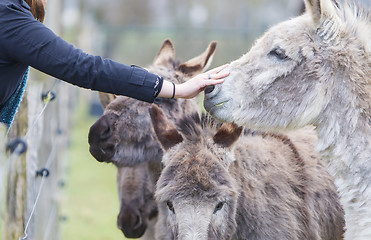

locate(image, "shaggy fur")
[[204, 0, 370, 238], [150, 105, 344, 240], [88, 39, 216, 239]]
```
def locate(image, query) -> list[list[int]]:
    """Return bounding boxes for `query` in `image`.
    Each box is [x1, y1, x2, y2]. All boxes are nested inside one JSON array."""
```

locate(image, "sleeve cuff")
[[127, 65, 163, 103]]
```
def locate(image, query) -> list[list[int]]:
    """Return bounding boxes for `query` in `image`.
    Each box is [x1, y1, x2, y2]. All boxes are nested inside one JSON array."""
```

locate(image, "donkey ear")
[[153, 39, 176, 67], [99, 92, 117, 109], [304, 0, 321, 22], [178, 41, 217, 77], [149, 104, 183, 151], [213, 123, 243, 148], [304, 0, 339, 24]]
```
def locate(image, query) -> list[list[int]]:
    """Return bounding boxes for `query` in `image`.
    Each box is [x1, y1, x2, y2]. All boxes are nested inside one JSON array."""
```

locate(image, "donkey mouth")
[[89, 145, 115, 163], [119, 224, 147, 238], [204, 99, 230, 113], [215, 100, 229, 107]]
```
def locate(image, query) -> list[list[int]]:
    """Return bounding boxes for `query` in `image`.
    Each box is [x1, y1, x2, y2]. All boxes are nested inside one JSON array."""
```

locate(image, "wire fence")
[[0, 77, 76, 240]]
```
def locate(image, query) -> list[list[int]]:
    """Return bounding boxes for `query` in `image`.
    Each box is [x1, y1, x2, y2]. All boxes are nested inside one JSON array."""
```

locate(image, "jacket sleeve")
[[2, 2, 162, 103]]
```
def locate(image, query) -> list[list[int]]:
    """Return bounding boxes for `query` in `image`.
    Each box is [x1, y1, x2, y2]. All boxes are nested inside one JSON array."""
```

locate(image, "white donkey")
[[204, 0, 370, 239]]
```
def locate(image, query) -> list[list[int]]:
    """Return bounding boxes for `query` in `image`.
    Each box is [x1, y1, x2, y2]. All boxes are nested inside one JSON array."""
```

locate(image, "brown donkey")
[[149, 104, 344, 240], [203, 0, 370, 238], [89, 39, 216, 239]]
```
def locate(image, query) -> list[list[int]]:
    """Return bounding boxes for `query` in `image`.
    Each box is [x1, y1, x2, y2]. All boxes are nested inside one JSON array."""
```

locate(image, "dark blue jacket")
[[0, 0, 163, 108]]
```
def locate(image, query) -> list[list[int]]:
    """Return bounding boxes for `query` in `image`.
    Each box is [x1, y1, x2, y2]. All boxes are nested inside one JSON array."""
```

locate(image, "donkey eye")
[[268, 47, 289, 60], [213, 202, 225, 214], [166, 201, 175, 214]]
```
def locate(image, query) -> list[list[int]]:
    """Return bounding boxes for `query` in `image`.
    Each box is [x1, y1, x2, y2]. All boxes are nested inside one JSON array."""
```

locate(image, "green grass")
[[60, 97, 127, 240]]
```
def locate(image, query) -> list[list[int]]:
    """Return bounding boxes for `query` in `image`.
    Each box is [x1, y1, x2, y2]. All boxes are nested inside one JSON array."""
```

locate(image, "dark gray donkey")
[[149, 104, 344, 240], [89, 39, 216, 239]]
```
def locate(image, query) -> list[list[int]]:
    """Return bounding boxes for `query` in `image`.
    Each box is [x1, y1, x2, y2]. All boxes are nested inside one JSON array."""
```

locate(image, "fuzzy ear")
[[178, 41, 217, 77], [153, 39, 176, 67], [304, 0, 321, 22], [213, 123, 243, 148], [304, 0, 339, 23], [149, 104, 183, 151], [98, 92, 117, 109], [304, 0, 342, 42]]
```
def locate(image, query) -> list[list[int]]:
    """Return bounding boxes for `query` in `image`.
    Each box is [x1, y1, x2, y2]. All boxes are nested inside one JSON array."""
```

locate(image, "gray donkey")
[[149, 104, 344, 240], [89, 39, 216, 239], [203, 0, 370, 239]]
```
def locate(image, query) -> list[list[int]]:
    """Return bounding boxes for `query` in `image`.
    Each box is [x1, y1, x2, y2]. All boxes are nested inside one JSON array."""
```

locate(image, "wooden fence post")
[[0, 123, 8, 240], [3, 93, 29, 240], [24, 83, 45, 240]]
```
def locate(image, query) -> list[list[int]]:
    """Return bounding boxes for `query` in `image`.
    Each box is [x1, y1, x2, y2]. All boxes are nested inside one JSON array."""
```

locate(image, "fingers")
[[213, 71, 230, 79], [207, 70, 230, 80], [206, 64, 229, 74], [204, 64, 230, 81], [202, 79, 225, 87]]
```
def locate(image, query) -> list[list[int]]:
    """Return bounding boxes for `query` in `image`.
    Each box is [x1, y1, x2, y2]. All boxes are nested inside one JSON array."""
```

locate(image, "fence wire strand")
[[1, 80, 60, 222], [0, 78, 61, 240], [19, 133, 59, 240], [25, 80, 60, 139]]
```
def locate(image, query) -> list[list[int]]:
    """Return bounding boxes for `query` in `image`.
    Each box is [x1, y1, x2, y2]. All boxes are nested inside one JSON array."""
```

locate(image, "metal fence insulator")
[[41, 91, 56, 103], [6, 138, 27, 154], [36, 168, 50, 178]]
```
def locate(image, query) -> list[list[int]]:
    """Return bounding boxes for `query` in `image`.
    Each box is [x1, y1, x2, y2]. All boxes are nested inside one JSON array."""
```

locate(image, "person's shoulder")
[[0, 0, 31, 12], [0, 0, 33, 24]]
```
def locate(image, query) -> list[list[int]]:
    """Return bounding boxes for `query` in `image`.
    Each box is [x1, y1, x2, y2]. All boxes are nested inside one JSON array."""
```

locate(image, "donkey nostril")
[[100, 126, 112, 139], [204, 85, 215, 94], [134, 215, 141, 228]]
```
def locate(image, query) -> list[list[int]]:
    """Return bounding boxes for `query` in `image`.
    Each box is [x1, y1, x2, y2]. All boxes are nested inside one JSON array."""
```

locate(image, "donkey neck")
[[314, 83, 371, 185], [315, 90, 371, 169], [315, 101, 371, 239]]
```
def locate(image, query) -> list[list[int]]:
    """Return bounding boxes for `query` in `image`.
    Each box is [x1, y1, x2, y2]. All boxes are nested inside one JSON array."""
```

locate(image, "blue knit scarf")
[[0, 67, 29, 130]]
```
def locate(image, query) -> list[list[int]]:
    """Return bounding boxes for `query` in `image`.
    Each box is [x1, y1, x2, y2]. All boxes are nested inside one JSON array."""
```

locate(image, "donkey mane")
[[341, 0, 371, 28], [319, 0, 371, 58], [308, 0, 371, 110], [342, 1, 370, 51], [314, 0, 371, 33], [175, 112, 222, 142]]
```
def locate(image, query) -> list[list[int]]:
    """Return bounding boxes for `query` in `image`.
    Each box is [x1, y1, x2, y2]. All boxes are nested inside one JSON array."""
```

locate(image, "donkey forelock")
[[175, 112, 222, 142]]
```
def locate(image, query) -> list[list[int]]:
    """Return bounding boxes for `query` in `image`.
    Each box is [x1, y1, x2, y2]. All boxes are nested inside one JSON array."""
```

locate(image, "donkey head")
[[87, 93, 160, 239], [88, 39, 216, 167], [116, 161, 160, 238], [204, 0, 371, 131], [149, 104, 243, 240]]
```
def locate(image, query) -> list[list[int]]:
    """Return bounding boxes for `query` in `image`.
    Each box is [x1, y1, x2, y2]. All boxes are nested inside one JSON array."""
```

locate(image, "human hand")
[[174, 64, 229, 99]]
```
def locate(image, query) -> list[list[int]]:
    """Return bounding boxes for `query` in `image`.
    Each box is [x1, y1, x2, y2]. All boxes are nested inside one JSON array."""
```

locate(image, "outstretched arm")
[[158, 64, 229, 99]]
